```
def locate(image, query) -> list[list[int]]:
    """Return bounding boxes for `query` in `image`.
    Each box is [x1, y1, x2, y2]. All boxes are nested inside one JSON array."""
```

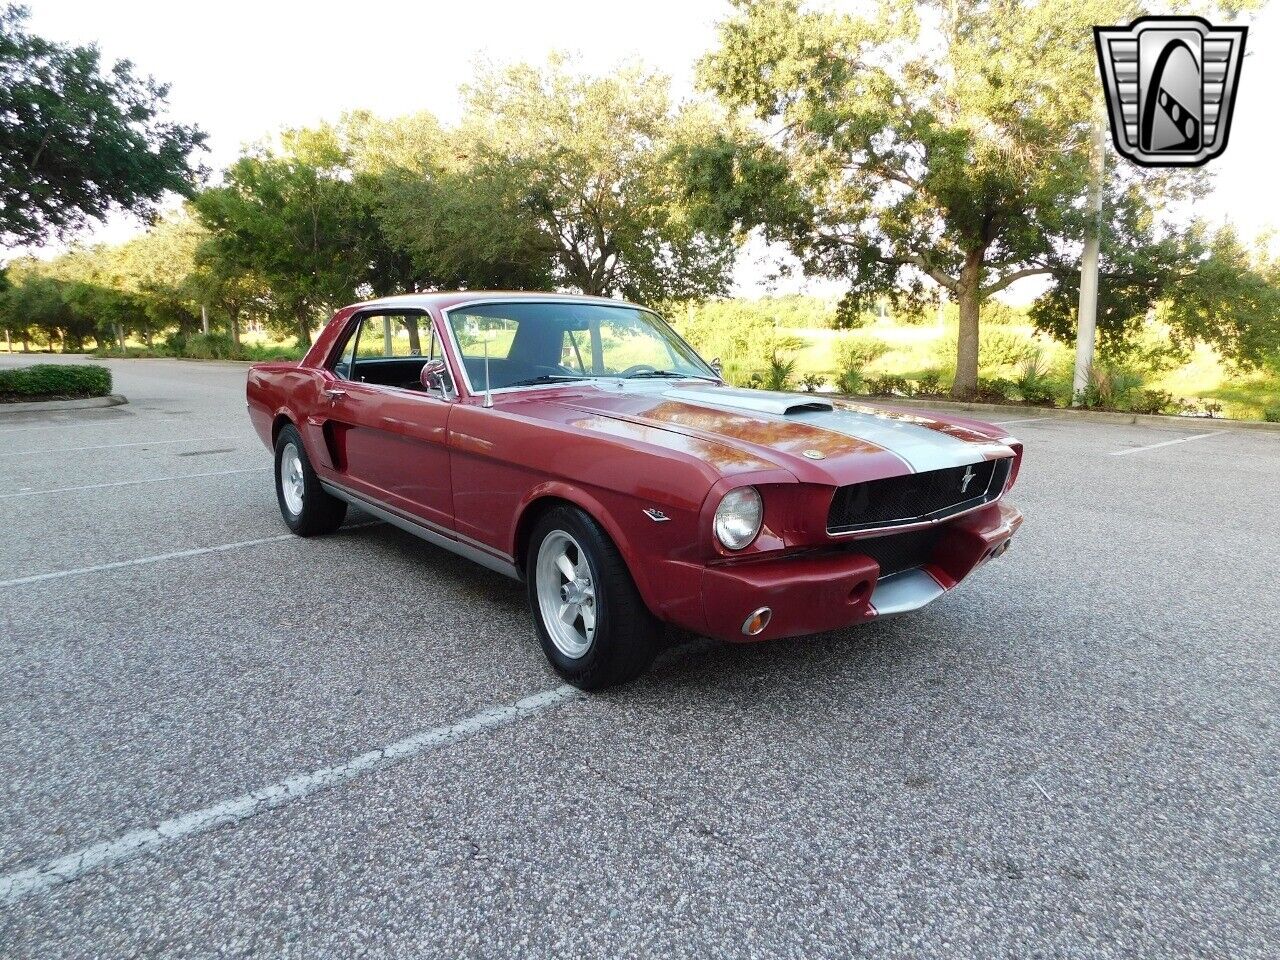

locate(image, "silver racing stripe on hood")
[[665, 388, 1007, 472], [785, 405, 1003, 472]]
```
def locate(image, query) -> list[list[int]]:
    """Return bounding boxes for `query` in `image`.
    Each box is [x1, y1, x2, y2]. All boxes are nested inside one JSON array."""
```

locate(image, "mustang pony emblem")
[[960, 465, 977, 494]]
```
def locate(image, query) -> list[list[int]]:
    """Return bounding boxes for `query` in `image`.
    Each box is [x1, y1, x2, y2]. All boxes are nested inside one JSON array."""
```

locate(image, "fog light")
[[742, 607, 772, 636]]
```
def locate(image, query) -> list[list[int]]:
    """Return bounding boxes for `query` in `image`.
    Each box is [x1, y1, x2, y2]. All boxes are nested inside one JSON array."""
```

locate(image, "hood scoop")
[[666, 386, 835, 417]]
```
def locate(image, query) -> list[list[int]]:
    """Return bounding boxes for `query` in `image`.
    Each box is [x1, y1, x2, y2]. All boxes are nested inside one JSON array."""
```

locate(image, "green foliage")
[[865, 374, 912, 397], [764, 350, 797, 391], [1263, 407, 1280, 423], [1079, 363, 1145, 411], [683, 0, 1266, 398], [405, 56, 735, 302], [0, 362, 111, 399], [797, 372, 825, 393], [1016, 351, 1059, 407], [669, 298, 806, 378], [974, 377, 1017, 404], [1033, 224, 1280, 372], [1125, 389, 1176, 416], [0, 4, 205, 246], [835, 333, 888, 372], [913, 370, 946, 398]]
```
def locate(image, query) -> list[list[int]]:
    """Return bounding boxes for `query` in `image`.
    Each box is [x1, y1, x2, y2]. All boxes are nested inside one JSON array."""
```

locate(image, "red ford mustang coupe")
[[248, 292, 1023, 689]]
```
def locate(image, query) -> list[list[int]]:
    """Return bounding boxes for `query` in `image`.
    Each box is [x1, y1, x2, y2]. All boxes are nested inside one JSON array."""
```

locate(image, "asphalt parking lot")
[[0, 356, 1276, 958]]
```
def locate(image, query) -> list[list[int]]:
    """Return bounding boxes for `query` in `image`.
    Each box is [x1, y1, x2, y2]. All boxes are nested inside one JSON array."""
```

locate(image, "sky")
[[19, 0, 1280, 301]]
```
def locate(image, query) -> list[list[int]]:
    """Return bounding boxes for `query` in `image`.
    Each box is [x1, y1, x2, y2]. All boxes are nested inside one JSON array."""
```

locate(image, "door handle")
[[324, 388, 348, 401]]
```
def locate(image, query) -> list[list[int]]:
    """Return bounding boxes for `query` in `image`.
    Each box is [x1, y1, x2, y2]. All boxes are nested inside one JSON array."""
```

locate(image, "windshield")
[[445, 301, 715, 391]]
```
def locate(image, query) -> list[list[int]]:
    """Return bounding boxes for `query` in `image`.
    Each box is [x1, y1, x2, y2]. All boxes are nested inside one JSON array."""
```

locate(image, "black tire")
[[526, 505, 659, 690], [274, 424, 347, 536]]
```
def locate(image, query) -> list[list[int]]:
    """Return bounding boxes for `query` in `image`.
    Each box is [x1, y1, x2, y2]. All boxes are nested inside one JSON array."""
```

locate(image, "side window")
[[333, 323, 359, 380], [332, 312, 448, 393]]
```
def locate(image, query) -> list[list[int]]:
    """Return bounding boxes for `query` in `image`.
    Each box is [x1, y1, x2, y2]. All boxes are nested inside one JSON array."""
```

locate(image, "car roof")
[[353, 290, 648, 313]]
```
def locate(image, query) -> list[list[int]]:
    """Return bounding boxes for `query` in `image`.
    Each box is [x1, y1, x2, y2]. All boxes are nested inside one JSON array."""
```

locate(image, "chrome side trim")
[[868, 568, 946, 617], [320, 481, 520, 580]]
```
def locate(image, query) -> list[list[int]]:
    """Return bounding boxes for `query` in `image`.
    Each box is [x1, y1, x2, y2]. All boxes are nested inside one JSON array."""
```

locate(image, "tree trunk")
[[229, 308, 241, 349], [4, 328, 10, 353], [951, 251, 985, 400], [295, 310, 313, 346]]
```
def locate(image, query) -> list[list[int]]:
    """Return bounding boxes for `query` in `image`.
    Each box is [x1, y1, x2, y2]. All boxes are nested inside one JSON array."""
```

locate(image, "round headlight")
[[714, 486, 763, 550]]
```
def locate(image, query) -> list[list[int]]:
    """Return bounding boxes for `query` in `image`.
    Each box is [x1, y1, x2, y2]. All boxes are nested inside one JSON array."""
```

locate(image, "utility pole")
[[1073, 117, 1106, 404], [201, 303, 210, 336]]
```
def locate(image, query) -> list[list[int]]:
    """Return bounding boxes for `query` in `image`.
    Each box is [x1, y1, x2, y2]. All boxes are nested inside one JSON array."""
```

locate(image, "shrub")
[[980, 329, 1038, 371], [1080, 363, 1143, 410], [836, 333, 889, 370], [1124, 389, 1175, 415], [912, 369, 947, 397], [1264, 406, 1280, 423], [834, 367, 864, 395], [180, 333, 239, 360], [865, 373, 912, 396], [0, 363, 112, 400], [764, 350, 797, 391], [798, 372, 825, 393], [1016, 351, 1058, 407], [974, 377, 1017, 403]]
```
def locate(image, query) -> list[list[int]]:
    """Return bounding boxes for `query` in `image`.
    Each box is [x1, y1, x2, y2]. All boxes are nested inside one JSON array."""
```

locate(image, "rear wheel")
[[527, 505, 659, 690], [274, 424, 346, 536]]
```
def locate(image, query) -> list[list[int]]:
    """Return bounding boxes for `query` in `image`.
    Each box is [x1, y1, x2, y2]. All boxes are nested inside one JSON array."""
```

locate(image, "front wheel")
[[527, 506, 659, 690], [274, 424, 347, 536]]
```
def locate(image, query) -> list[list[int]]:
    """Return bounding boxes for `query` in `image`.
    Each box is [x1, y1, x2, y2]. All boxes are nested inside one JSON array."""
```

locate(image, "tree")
[[193, 131, 370, 342], [111, 215, 205, 343], [0, 4, 205, 246], [1032, 222, 1280, 368], [387, 57, 736, 303], [686, 0, 1257, 398]]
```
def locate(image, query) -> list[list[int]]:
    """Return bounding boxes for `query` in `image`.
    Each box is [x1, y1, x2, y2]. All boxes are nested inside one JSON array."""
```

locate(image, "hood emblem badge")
[[643, 508, 670, 522], [803, 449, 826, 460], [960, 464, 977, 493]]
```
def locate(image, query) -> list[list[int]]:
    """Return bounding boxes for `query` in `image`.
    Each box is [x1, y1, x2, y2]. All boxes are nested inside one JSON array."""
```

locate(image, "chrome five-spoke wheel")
[[535, 530, 596, 658], [281, 442, 305, 516]]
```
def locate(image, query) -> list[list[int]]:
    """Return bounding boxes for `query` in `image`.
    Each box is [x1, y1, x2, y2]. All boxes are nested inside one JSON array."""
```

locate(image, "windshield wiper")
[[622, 369, 720, 383], [504, 374, 592, 388]]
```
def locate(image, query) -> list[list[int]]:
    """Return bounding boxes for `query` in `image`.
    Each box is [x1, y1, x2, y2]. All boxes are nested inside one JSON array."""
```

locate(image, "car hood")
[[550, 383, 1016, 484]]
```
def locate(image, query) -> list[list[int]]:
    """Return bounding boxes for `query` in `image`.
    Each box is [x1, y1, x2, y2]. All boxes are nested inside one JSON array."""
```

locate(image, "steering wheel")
[[617, 364, 658, 378]]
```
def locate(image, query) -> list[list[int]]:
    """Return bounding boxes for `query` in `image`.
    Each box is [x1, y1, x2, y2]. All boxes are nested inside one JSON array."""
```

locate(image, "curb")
[[850, 395, 1280, 434], [0, 393, 129, 415]]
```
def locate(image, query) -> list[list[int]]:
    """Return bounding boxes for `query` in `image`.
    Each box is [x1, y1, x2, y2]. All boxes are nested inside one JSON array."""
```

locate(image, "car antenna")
[[483, 337, 493, 408]]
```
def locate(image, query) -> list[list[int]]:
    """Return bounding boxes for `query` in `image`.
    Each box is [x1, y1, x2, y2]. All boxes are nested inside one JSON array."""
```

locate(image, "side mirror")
[[420, 358, 453, 397], [710, 357, 723, 378]]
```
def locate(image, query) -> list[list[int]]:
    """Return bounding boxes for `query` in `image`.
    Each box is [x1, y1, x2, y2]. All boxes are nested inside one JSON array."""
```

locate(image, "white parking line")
[[1110, 430, 1228, 457], [0, 685, 581, 904], [992, 416, 1054, 426], [0, 466, 268, 499], [8, 436, 241, 457], [0, 534, 293, 587], [0, 522, 382, 588], [0, 418, 180, 436]]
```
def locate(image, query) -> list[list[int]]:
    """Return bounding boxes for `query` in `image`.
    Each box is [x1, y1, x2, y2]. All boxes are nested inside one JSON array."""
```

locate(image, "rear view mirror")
[[420, 358, 453, 397]]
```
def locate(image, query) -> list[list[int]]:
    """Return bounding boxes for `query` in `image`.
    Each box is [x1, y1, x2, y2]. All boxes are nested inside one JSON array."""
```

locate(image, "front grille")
[[827, 458, 1011, 534], [849, 527, 943, 577]]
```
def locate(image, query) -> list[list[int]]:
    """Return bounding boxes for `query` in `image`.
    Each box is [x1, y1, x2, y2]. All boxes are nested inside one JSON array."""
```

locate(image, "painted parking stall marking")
[[0, 685, 582, 905], [1110, 430, 1229, 456], [0, 466, 269, 499], [0, 522, 381, 588], [6, 436, 244, 457]]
